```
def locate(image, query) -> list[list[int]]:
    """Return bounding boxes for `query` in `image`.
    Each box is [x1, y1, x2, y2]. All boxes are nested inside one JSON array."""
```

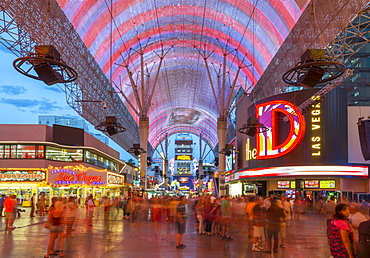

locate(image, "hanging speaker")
[[106, 126, 118, 136], [34, 62, 63, 85], [246, 127, 257, 137], [358, 119, 370, 160], [296, 66, 325, 88]]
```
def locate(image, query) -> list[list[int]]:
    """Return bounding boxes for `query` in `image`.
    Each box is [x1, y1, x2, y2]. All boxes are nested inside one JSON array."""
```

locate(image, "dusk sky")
[[0, 44, 137, 162]]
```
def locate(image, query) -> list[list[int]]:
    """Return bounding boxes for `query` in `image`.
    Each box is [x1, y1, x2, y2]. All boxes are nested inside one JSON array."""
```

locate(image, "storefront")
[[48, 165, 125, 200], [0, 168, 48, 206], [232, 89, 370, 201]]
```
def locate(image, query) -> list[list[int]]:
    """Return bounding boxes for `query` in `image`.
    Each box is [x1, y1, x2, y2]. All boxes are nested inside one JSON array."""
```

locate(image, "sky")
[[0, 44, 215, 165], [0, 44, 138, 161]]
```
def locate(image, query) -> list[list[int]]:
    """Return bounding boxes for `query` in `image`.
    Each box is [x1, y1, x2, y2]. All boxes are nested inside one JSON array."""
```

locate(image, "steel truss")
[[251, 0, 370, 102], [0, 0, 140, 151]]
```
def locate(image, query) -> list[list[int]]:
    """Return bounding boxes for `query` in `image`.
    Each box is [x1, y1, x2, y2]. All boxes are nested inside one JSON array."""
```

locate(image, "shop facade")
[[228, 88, 370, 202], [0, 124, 129, 206]]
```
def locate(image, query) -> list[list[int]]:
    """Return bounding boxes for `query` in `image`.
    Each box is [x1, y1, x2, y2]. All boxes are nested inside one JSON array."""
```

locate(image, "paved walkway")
[[0, 207, 331, 258]]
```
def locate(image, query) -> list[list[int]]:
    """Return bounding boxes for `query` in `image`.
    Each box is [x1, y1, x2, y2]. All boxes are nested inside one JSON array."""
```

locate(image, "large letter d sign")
[[256, 100, 306, 159]]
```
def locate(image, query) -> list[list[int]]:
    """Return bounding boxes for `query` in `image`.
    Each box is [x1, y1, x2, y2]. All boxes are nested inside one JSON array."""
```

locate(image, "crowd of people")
[[1, 192, 370, 257]]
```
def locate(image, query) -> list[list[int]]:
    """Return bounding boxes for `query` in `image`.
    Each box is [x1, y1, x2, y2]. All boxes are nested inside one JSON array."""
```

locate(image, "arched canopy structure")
[[55, 0, 310, 149]]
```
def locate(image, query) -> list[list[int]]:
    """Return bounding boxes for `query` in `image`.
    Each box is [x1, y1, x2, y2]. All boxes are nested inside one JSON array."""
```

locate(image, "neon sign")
[[256, 100, 306, 159], [310, 99, 322, 156], [175, 155, 192, 160], [48, 165, 106, 185], [0, 169, 46, 182]]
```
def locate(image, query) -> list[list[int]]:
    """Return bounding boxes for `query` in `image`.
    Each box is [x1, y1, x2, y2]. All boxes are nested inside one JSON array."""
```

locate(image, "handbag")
[[44, 221, 52, 229]]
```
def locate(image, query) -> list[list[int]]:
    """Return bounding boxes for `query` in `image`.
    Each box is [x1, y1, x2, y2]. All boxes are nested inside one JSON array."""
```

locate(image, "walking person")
[[195, 198, 205, 235], [64, 197, 77, 237], [44, 201, 66, 258], [264, 199, 285, 254], [4, 194, 15, 229], [251, 197, 266, 252], [329, 203, 357, 258], [220, 195, 233, 240], [86, 195, 95, 227], [357, 211, 370, 258], [0, 194, 5, 217], [30, 193, 36, 217], [175, 196, 187, 249]]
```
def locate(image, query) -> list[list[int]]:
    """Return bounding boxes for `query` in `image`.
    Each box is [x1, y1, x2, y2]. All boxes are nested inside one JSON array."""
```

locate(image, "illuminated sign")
[[176, 155, 192, 160], [225, 166, 368, 182], [178, 177, 189, 183], [256, 100, 306, 159], [277, 181, 290, 189], [0, 169, 46, 182], [246, 138, 257, 161], [107, 173, 124, 185], [177, 167, 191, 174], [290, 181, 296, 188], [320, 180, 336, 188], [304, 180, 319, 189], [48, 165, 107, 185], [311, 97, 322, 156]]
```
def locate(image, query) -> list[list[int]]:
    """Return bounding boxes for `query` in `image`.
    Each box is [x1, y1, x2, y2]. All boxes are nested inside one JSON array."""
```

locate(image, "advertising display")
[[244, 89, 348, 169], [320, 180, 336, 188], [0, 169, 47, 182], [178, 177, 189, 183], [48, 165, 107, 186], [304, 180, 319, 189], [107, 173, 124, 185], [277, 181, 290, 189], [175, 155, 192, 161]]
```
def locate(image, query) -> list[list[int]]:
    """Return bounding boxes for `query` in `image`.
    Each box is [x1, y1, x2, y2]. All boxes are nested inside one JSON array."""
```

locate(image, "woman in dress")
[[329, 203, 357, 258]]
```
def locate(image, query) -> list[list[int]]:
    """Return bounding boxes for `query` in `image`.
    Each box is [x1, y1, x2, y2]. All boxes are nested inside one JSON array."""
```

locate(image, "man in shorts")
[[176, 196, 187, 249], [252, 197, 265, 251], [221, 195, 233, 240], [4, 194, 15, 229]]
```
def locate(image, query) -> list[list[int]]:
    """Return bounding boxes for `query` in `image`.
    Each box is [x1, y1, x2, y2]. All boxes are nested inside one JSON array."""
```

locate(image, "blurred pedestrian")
[[358, 211, 370, 258], [64, 197, 77, 237], [264, 199, 285, 254], [44, 201, 66, 258], [329, 203, 357, 258], [251, 197, 266, 252], [220, 195, 233, 240], [4, 194, 15, 229], [30, 193, 36, 217], [195, 198, 205, 235], [0, 194, 5, 217], [87, 194, 96, 227], [176, 196, 187, 249], [348, 203, 366, 238]]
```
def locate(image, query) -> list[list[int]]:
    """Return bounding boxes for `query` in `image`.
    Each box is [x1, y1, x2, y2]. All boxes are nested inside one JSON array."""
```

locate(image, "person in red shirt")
[[4, 194, 15, 229]]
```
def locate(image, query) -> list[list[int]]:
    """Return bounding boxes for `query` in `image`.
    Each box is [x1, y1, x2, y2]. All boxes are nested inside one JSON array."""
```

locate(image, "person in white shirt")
[[349, 203, 367, 238], [86, 195, 96, 227]]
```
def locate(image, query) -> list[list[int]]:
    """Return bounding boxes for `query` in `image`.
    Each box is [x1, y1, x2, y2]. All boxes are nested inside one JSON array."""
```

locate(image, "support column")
[[139, 115, 149, 189], [217, 116, 227, 196]]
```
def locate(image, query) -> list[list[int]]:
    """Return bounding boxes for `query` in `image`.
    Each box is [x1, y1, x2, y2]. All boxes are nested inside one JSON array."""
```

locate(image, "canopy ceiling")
[[54, 0, 310, 149]]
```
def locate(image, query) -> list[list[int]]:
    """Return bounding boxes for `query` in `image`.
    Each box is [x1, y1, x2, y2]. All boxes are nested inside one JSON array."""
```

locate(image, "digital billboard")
[[320, 180, 336, 188], [277, 181, 290, 189], [304, 180, 319, 189]]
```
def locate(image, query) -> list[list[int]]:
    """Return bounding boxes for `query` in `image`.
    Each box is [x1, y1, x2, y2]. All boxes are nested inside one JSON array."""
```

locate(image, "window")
[[46, 146, 83, 162], [16, 145, 37, 158]]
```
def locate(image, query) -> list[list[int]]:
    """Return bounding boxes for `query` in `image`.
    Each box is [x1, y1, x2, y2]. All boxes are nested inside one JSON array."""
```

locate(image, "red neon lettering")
[[256, 100, 306, 159], [55, 172, 74, 181]]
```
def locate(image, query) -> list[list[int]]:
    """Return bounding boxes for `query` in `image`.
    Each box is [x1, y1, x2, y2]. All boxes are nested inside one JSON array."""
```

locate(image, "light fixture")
[[237, 117, 269, 137], [13, 45, 78, 85], [95, 116, 126, 136]]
